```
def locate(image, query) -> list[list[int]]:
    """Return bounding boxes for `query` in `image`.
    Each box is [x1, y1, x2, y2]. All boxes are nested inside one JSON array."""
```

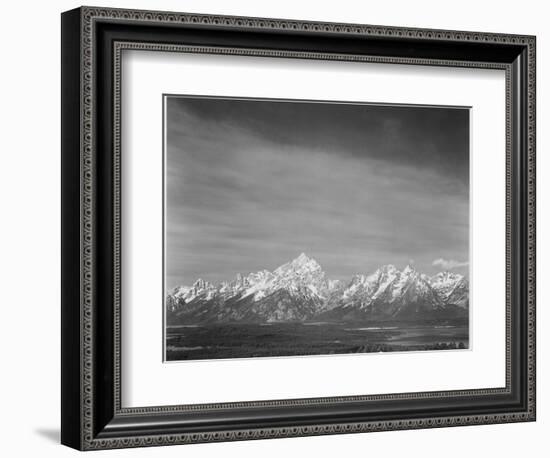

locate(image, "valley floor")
[[165, 320, 469, 361]]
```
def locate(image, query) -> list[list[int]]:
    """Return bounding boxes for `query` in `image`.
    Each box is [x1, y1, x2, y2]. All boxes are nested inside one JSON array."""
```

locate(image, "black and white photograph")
[[164, 95, 470, 361]]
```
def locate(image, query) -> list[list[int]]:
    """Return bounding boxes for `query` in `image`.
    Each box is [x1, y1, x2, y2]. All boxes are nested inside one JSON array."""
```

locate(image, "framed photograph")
[[61, 6, 536, 450]]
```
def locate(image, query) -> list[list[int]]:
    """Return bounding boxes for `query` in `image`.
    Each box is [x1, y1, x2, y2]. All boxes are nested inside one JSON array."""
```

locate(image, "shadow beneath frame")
[[35, 428, 60, 444]]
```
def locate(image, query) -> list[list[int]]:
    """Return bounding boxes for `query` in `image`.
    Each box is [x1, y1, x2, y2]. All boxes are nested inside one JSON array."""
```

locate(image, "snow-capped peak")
[[402, 264, 416, 275], [268, 255, 324, 291], [275, 253, 322, 274], [349, 274, 368, 284], [171, 278, 215, 303], [295, 252, 311, 264], [430, 271, 464, 292], [429, 271, 467, 304], [192, 278, 213, 290], [431, 271, 462, 284], [380, 264, 398, 273]]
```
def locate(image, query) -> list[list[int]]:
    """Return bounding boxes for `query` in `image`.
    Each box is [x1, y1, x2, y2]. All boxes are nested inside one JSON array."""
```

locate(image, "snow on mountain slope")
[[167, 254, 469, 324], [430, 271, 469, 309], [172, 279, 216, 303]]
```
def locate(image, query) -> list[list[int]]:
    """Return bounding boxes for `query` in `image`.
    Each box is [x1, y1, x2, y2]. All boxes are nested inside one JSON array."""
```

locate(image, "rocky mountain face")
[[166, 254, 469, 325], [429, 271, 469, 309]]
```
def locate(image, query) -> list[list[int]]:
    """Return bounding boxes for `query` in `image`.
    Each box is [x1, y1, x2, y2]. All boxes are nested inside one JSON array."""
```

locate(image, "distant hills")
[[166, 253, 469, 325]]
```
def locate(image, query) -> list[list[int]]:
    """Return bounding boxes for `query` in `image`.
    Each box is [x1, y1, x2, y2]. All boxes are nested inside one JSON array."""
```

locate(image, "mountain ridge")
[[167, 253, 469, 325]]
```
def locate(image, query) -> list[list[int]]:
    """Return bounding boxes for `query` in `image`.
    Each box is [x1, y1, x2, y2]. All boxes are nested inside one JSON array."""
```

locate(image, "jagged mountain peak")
[[295, 252, 312, 263], [379, 264, 398, 273], [402, 264, 416, 275], [431, 271, 463, 282], [430, 271, 465, 291], [349, 273, 368, 284], [192, 278, 213, 289], [429, 271, 468, 309], [291, 252, 319, 268], [274, 253, 323, 276]]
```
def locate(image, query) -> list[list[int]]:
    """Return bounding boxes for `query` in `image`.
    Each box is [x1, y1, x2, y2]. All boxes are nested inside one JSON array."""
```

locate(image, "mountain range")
[[166, 253, 469, 325]]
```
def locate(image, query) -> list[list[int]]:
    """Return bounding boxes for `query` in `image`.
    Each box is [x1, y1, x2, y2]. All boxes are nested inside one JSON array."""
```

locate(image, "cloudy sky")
[[165, 96, 469, 289]]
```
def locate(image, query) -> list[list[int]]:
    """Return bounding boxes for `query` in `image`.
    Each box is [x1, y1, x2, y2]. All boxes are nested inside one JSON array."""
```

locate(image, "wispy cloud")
[[432, 258, 469, 270]]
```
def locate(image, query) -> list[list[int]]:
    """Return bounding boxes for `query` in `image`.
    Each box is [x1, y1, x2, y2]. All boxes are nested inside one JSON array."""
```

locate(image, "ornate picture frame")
[[61, 6, 536, 450]]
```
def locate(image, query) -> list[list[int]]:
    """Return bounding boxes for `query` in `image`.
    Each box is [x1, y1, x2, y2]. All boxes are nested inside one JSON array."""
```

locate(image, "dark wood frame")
[[61, 6, 536, 450]]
